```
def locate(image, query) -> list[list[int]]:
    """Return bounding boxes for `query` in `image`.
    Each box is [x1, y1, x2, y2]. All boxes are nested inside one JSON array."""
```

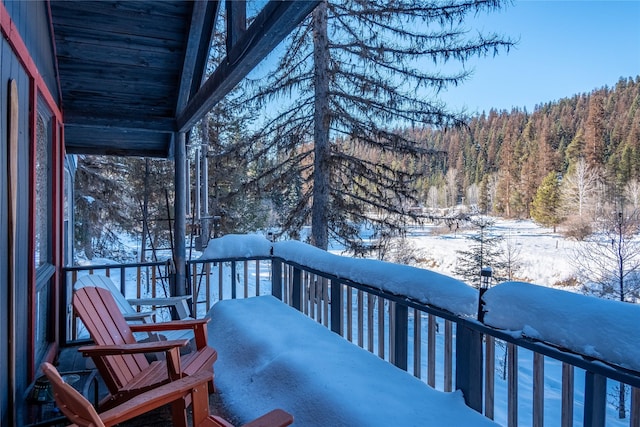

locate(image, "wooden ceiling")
[[49, 0, 318, 158]]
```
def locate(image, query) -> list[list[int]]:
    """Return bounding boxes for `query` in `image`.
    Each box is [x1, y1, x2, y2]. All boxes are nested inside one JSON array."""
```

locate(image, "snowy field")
[[379, 218, 580, 289]]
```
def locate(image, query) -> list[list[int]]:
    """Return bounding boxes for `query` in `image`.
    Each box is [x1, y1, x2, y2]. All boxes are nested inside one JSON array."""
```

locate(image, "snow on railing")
[[483, 281, 640, 374], [201, 234, 478, 317]]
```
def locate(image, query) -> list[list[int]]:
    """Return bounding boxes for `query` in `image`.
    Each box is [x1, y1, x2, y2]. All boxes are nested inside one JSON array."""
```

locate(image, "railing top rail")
[[63, 260, 170, 272], [189, 256, 273, 264]]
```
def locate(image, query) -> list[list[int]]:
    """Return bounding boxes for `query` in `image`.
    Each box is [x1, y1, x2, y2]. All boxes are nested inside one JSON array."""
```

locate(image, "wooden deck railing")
[[63, 256, 640, 427]]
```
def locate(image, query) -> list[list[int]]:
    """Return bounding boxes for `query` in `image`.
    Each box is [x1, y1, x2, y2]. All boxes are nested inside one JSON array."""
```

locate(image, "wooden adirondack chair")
[[74, 275, 194, 344], [41, 362, 293, 427], [72, 286, 217, 415]]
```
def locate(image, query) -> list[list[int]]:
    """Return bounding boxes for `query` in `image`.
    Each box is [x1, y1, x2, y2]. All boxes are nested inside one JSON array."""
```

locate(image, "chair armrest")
[[78, 339, 189, 356], [98, 372, 213, 426], [130, 318, 210, 350], [123, 310, 156, 322], [128, 296, 191, 319], [128, 296, 190, 305], [129, 318, 209, 332]]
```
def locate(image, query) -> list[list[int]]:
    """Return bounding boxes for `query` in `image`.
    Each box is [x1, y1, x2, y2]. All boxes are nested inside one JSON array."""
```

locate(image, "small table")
[[23, 369, 98, 427]]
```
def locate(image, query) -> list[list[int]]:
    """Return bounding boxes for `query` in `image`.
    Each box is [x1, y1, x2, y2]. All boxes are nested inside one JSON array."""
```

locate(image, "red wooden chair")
[[41, 362, 293, 427], [73, 286, 217, 418]]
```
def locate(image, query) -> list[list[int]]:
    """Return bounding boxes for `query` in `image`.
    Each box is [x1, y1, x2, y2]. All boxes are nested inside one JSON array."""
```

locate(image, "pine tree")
[[585, 92, 607, 169], [455, 217, 506, 288], [244, 0, 514, 250], [530, 171, 564, 232]]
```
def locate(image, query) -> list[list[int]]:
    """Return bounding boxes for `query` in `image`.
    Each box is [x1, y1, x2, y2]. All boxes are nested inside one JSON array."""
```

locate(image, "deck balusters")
[[413, 309, 421, 379], [322, 277, 329, 327], [347, 287, 353, 342], [357, 290, 364, 347], [330, 280, 343, 335], [205, 262, 211, 311], [368, 294, 375, 353], [243, 261, 249, 298], [377, 296, 385, 359]]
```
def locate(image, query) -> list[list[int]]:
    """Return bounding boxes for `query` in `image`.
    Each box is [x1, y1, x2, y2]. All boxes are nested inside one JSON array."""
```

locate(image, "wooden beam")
[[63, 115, 177, 132], [177, 0, 319, 132], [226, 0, 246, 55], [189, 2, 221, 98], [175, 1, 210, 112]]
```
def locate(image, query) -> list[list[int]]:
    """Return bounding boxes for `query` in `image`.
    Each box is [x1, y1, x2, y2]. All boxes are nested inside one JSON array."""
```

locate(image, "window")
[[34, 104, 52, 267], [34, 98, 54, 363]]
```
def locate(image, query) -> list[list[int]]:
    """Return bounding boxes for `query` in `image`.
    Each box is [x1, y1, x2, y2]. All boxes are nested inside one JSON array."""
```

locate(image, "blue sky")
[[439, 0, 640, 114]]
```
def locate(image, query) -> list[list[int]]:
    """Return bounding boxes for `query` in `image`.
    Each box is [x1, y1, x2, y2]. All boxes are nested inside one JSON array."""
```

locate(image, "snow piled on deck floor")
[[208, 296, 498, 427]]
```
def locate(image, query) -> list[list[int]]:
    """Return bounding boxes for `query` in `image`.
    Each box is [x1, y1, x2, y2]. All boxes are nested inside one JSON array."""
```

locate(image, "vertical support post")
[[631, 387, 639, 427], [292, 267, 302, 311], [507, 343, 518, 427], [174, 132, 187, 296], [444, 320, 453, 392], [561, 363, 574, 427], [59, 272, 69, 344], [271, 259, 283, 300], [120, 267, 127, 298], [330, 280, 343, 335], [455, 323, 483, 412], [427, 313, 436, 386], [194, 145, 201, 249], [393, 302, 408, 371], [485, 335, 495, 419], [583, 371, 606, 427], [201, 142, 209, 246], [533, 353, 544, 427]]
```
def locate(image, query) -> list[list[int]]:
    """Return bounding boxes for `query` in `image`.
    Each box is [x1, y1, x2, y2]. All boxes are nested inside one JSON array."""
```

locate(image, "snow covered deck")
[[207, 295, 497, 427]]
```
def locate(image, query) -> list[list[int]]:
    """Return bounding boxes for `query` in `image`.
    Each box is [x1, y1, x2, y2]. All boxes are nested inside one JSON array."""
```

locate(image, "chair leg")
[[171, 397, 189, 427], [190, 381, 213, 427]]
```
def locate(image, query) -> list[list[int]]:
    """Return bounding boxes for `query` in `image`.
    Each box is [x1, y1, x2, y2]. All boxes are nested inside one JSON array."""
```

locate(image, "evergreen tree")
[[245, 0, 514, 250], [585, 92, 607, 169], [455, 217, 506, 288], [530, 171, 564, 232]]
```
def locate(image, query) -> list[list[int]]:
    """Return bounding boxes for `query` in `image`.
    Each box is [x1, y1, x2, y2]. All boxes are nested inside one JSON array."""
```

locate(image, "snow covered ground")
[[390, 218, 580, 289]]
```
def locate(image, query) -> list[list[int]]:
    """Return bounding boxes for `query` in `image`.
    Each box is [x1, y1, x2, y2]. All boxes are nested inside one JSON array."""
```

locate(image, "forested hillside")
[[405, 76, 640, 223], [74, 76, 640, 260]]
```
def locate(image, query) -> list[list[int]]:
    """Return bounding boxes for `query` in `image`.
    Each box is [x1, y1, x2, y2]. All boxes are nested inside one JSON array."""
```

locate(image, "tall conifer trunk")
[[311, 0, 330, 250]]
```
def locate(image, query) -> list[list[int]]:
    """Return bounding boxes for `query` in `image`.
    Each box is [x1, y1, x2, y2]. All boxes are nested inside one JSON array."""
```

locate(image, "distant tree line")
[[403, 76, 640, 229]]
